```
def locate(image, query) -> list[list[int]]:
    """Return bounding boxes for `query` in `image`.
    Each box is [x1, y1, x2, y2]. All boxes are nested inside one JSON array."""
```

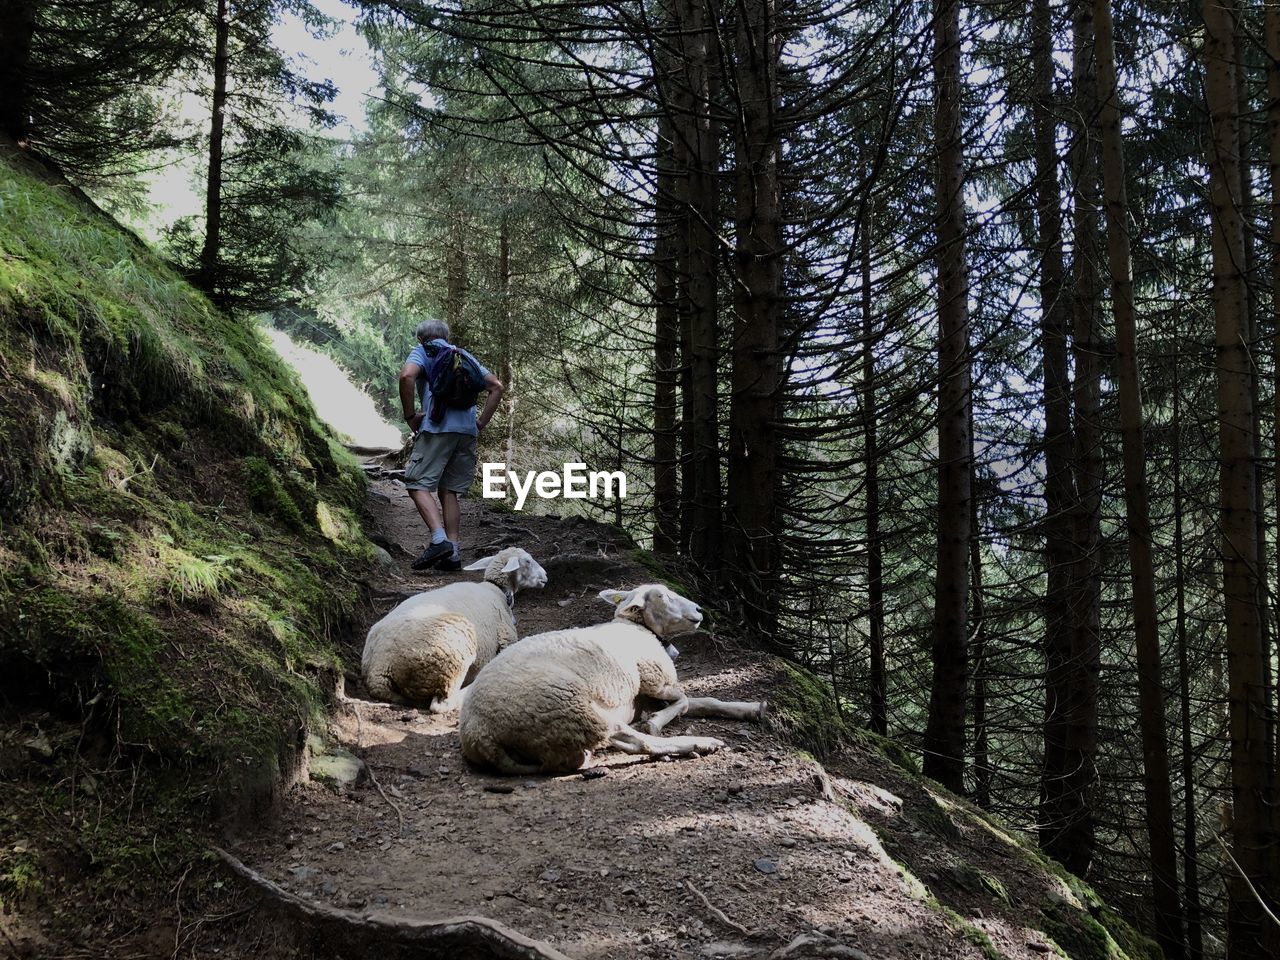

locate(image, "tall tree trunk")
[[862, 209, 887, 736], [199, 0, 230, 297], [1268, 0, 1280, 903], [970, 432, 990, 809], [922, 0, 972, 794], [654, 112, 681, 555], [497, 215, 516, 471], [1031, 0, 1079, 856], [727, 0, 783, 640], [1172, 356, 1204, 960], [1093, 2, 1185, 953], [0, 0, 36, 143], [1045, 0, 1104, 878], [1204, 1, 1273, 955], [444, 211, 469, 333], [1238, 26, 1275, 796], [677, 0, 722, 572]]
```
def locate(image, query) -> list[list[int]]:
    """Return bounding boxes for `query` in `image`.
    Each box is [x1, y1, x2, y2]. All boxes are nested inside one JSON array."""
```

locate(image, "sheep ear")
[[616, 598, 645, 621], [598, 589, 629, 605], [463, 555, 495, 571], [501, 555, 521, 573]]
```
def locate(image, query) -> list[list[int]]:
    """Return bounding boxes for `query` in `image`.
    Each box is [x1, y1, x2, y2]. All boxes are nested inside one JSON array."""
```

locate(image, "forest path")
[[219, 474, 1004, 960]]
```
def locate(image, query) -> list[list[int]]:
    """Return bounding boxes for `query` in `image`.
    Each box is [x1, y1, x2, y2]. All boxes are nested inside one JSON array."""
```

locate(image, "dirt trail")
[[218, 478, 1061, 960]]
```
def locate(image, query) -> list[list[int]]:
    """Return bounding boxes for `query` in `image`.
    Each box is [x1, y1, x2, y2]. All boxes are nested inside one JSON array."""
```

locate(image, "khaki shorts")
[[403, 432, 478, 494]]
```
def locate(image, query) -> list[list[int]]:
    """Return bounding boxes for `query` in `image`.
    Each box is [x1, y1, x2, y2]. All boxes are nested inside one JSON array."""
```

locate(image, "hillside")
[[0, 144, 1156, 960], [0, 143, 371, 950]]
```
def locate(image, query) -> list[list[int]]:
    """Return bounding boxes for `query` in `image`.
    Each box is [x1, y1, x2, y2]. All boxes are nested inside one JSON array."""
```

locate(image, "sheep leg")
[[682, 697, 768, 723], [643, 696, 766, 734], [608, 724, 725, 759], [640, 691, 690, 735], [428, 676, 468, 714]]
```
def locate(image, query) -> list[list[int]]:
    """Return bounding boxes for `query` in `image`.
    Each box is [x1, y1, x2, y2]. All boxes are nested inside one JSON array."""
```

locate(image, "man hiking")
[[398, 318, 504, 571]]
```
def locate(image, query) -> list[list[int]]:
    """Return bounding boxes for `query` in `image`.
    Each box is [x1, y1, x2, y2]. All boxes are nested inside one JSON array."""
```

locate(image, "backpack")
[[423, 340, 485, 423]]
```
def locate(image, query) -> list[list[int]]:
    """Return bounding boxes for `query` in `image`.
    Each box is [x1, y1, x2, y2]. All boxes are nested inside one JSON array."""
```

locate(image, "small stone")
[[603, 898, 618, 914], [11, 840, 30, 854], [372, 894, 389, 906], [288, 865, 317, 881], [540, 869, 561, 883], [523, 781, 538, 790], [407, 762, 430, 778], [321, 881, 338, 896], [484, 784, 515, 794], [327, 842, 345, 852], [599, 868, 609, 877], [309, 749, 367, 791], [399, 712, 416, 722], [727, 785, 743, 795], [732, 760, 746, 769], [581, 767, 607, 780], [779, 837, 797, 848], [784, 797, 801, 807], [753, 858, 777, 875]]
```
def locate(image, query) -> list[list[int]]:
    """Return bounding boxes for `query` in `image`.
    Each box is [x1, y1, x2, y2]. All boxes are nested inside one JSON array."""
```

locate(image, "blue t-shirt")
[[406, 339, 492, 436]]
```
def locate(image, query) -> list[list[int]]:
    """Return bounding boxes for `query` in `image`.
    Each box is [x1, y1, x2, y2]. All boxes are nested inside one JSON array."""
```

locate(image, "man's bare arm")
[[400, 362, 423, 431], [476, 374, 505, 430]]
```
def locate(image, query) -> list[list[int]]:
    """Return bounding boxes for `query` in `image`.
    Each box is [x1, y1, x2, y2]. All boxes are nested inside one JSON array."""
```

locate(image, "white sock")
[[450, 545, 461, 562], [430, 528, 446, 545]]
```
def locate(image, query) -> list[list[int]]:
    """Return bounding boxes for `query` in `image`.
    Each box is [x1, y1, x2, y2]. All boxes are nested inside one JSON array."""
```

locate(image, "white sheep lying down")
[[459, 584, 766, 774], [361, 548, 547, 712]]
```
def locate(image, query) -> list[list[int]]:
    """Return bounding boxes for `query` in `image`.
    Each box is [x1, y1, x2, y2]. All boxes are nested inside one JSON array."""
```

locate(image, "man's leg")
[[408, 488, 444, 531], [440, 489, 461, 544], [436, 434, 477, 569], [403, 433, 456, 570]]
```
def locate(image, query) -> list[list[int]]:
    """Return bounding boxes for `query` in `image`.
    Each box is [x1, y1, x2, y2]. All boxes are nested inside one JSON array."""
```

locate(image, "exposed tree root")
[[684, 880, 760, 939], [213, 847, 575, 960], [769, 932, 871, 960]]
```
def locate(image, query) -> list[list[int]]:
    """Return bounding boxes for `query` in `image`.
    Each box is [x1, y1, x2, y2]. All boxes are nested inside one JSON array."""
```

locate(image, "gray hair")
[[415, 318, 450, 342]]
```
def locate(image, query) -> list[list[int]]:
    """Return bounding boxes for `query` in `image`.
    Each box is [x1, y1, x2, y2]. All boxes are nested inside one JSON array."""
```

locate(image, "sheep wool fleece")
[[361, 580, 516, 706], [459, 620, 679, 773]]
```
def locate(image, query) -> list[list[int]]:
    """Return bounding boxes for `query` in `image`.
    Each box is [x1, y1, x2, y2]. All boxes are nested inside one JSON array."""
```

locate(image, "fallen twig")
[[213, 847, 573, 960], [684, 879, 758, 939], [1214, 834, 1280, 929], [351, 700, 405, 836]]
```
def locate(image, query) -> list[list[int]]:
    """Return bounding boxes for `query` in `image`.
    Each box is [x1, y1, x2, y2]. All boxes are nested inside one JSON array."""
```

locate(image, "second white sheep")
[[459, 583, 764, 773]]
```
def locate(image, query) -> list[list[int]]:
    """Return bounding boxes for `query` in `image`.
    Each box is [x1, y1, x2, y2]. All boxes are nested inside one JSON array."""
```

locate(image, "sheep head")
[[465, 548, 548, 594], [598, 584, 703, 648]]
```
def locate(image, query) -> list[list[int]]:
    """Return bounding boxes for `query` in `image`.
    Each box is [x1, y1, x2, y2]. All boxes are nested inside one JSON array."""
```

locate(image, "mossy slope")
[[0, 144, 369, 932]]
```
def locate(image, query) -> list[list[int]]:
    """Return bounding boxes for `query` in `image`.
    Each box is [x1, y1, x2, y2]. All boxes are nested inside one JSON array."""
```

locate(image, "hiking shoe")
[[411, 540, 455, 570], [436, 558, 462, 572]]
